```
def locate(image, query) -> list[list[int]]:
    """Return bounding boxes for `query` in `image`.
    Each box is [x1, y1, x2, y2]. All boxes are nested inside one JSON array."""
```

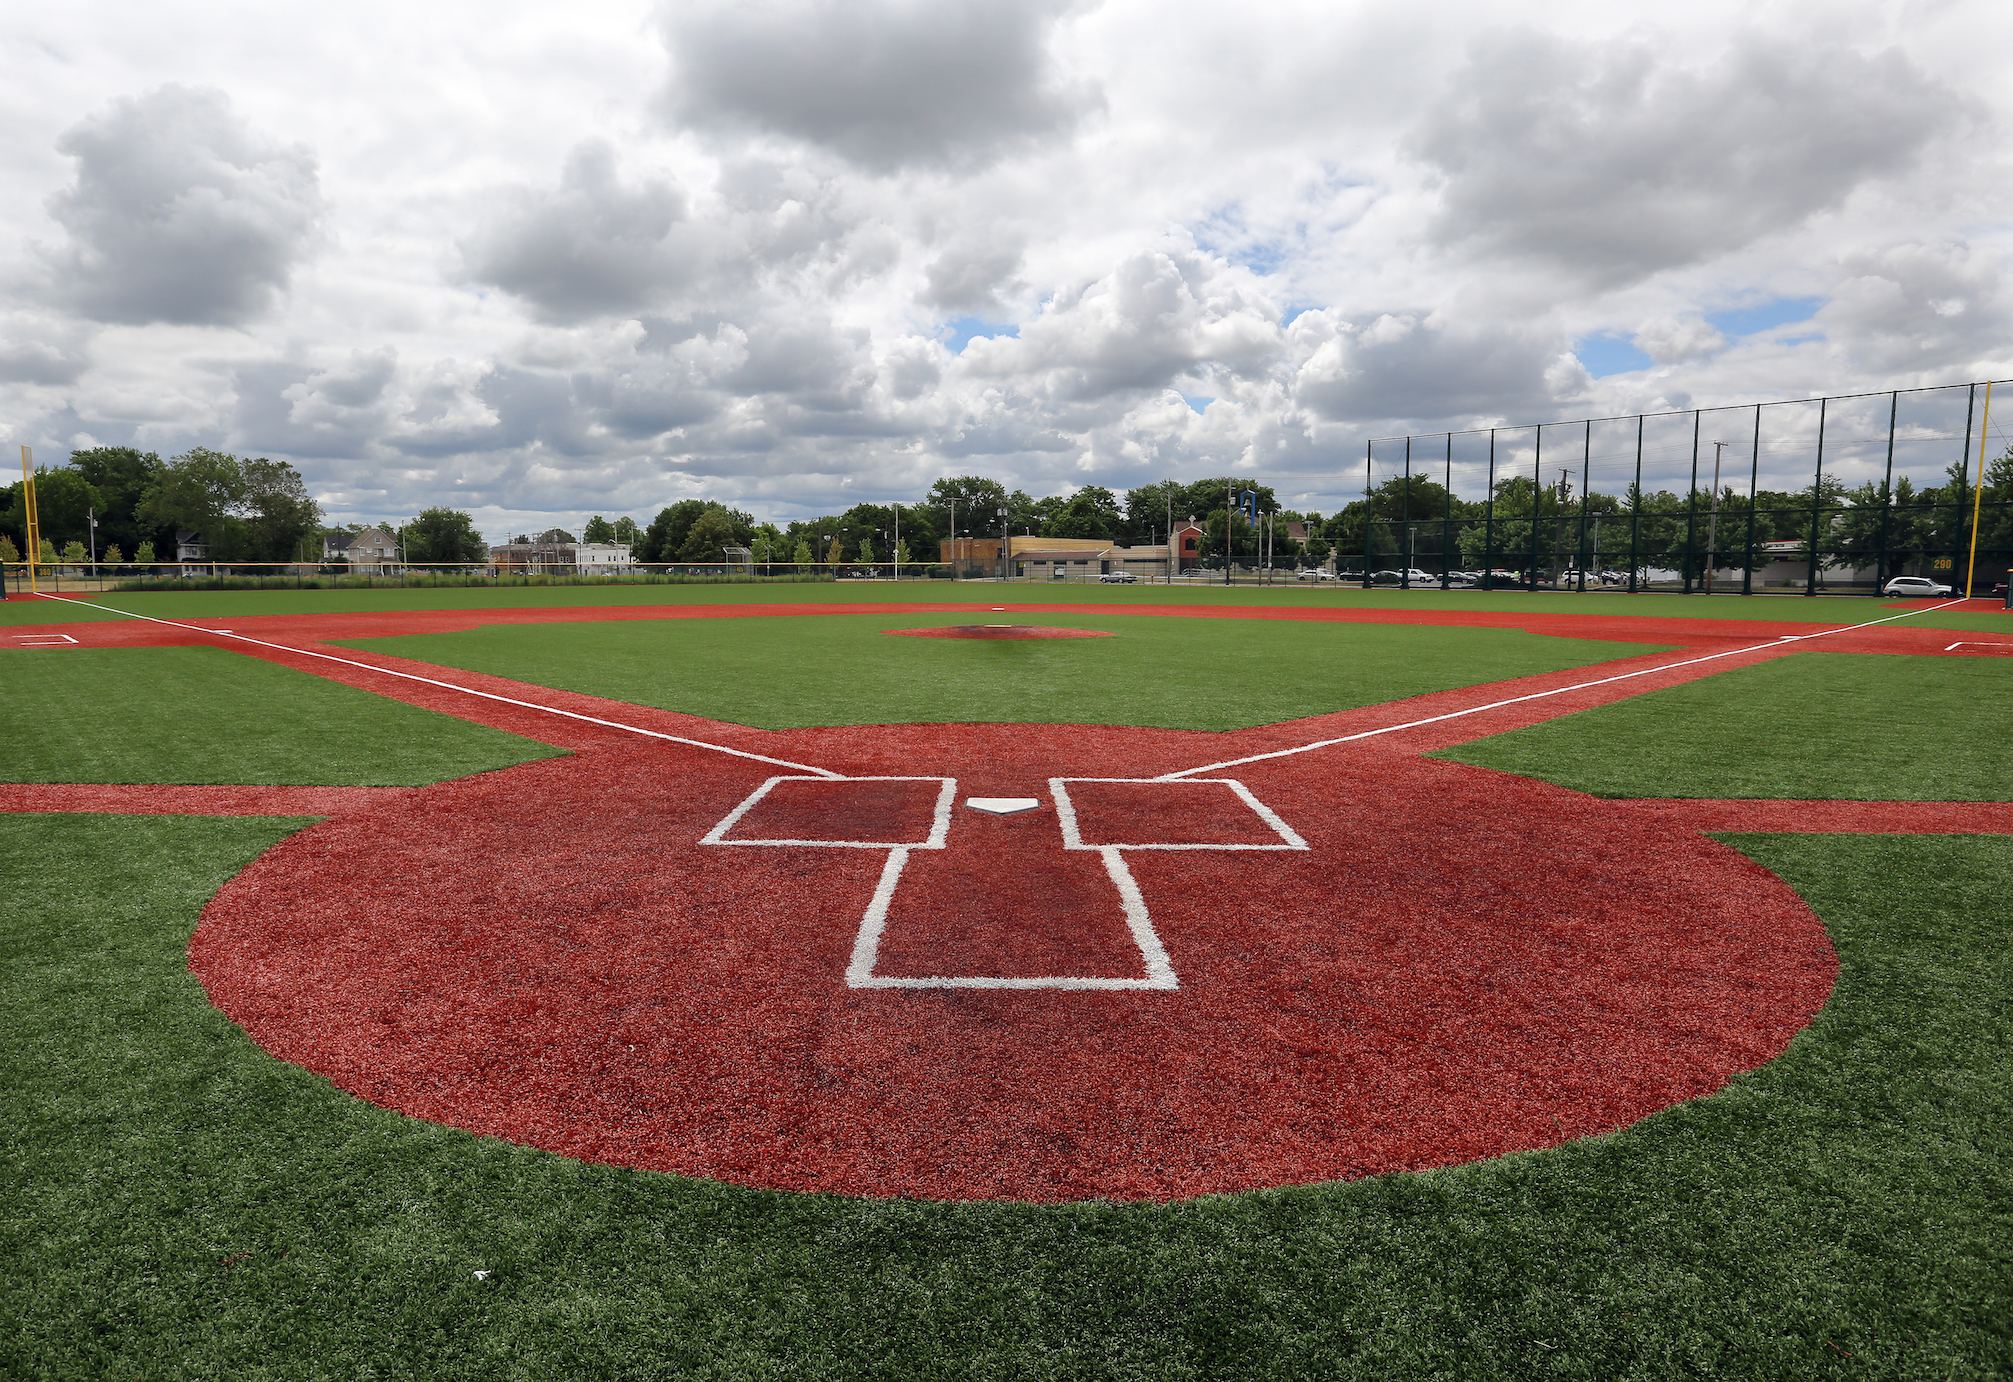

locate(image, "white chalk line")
[[700, 776, 956, 848], [34, 594, 843, 779], [1155, 597, 1975, 780]]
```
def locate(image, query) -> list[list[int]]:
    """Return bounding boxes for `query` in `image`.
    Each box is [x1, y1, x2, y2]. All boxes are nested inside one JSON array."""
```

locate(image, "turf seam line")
[[34, 595, 845, 779], [1155, 597, 1975, 780]]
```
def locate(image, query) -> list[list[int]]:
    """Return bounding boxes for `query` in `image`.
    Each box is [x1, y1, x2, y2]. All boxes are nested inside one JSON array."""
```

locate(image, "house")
[[175, 530, 207, 563], [330, 527, 400, 575]]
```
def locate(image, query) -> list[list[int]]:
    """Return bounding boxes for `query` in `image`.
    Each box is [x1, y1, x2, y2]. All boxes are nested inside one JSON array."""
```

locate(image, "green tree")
[[240, 458, 320, 561], [893, 537, 912, 567], [581, 515, 617, 543], [133, 540, 156, 565], [1040, 486, 1124, 540], [0, 535, 18, 563], [62, 539, 87, 564], [135, 448, 319, 562], [791, 536, 814, 566], [638, 500, 708, 561], [827, 536, 847, 566], [102, 544, 124, 565], [857, 534, 877, 564], [677, 508, 742, 562], [16, 469, 104, 552], [66, 446, 166, 556], [612, 516, 639, 545], [403, 508, 489, 563], [39, 538, 57, 564]]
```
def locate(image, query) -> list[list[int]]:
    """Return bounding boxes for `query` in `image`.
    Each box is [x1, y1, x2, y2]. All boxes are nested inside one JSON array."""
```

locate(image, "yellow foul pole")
[[18, 444, 39, 594], [1965, 382, 1992, 599]]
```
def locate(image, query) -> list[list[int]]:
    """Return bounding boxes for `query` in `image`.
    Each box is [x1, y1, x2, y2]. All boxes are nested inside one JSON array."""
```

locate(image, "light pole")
[[997, 505, 1009, 580], [892, 504, 900, 581]]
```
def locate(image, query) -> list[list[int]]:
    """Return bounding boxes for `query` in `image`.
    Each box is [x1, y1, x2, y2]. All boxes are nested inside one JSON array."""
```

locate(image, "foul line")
[[34, 594, 843, 779], [1157, 598, 1975, 780]]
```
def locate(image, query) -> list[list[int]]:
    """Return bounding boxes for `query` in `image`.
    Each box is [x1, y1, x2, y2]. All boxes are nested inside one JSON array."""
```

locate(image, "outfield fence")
[[1348, 379, 2013, 596]]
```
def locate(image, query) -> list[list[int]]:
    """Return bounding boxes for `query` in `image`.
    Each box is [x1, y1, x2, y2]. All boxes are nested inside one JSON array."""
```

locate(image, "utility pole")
[[1704, 442, 1726, 594]]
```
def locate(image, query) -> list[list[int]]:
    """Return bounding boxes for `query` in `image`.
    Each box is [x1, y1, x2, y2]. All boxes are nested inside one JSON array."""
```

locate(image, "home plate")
[[967, 797, 1042, 815]]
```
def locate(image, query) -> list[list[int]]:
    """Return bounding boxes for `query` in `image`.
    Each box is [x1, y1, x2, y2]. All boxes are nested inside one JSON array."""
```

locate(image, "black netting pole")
[[1807, 397, 1827, 596]]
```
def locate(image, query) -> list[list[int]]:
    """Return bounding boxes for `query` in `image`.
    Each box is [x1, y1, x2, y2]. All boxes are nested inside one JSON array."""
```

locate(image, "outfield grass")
[[1435, 652, 2011, 800], [2, 647, 566, 785], [338, 613, 1665, 732], [7, 584, 2010, 632], [2, 815, 2005, 1379]]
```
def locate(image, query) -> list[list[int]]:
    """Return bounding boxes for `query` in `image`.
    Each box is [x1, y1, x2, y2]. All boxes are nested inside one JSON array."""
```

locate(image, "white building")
[[576, 541, 634, 575]]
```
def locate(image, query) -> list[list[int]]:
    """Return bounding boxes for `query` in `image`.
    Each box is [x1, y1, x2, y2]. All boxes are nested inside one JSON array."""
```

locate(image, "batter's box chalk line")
[[700, 775, 1307, 991]]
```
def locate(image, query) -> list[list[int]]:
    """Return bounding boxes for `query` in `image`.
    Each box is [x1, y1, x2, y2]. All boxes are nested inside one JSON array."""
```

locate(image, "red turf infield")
[[22, 594, 2006, 1202], [186, 715, 1839, 1202]]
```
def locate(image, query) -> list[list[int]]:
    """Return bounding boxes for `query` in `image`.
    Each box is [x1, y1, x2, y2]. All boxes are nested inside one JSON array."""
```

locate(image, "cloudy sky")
[[3, 0, 2009, 537]]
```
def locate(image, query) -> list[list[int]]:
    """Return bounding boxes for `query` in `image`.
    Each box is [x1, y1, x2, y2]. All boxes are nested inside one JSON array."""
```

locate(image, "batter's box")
[[1051, 778, 1308, 851], [702, 776, 955, 849]]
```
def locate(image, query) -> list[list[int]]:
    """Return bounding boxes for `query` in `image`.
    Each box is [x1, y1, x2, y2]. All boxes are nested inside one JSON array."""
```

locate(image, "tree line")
[[11, 446, 2003, 576], [0, 447, 319, 567]]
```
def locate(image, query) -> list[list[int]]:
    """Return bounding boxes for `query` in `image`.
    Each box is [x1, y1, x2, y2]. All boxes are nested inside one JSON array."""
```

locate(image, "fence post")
[[1741, 405, 1761, 596], [1628, 414, 1643, 592], [1876, 391, 1898, 594], [1483, 429, 1497, 588], [1953, 383, 1977, 592], [1443, 432, 1454, 587], [1576, 419, 1592, 592], [1807, 397, 1827, 595], [1683, 413, 1700, 594], [1530, 425, 1544, 586]]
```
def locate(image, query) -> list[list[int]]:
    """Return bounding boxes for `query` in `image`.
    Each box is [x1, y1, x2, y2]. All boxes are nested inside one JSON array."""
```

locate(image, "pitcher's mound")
[[888, 625, 1114, 640]]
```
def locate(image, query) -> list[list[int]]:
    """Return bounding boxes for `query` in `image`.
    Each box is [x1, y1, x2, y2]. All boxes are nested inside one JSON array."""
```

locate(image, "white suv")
[[1883, 576, 1953, 597]]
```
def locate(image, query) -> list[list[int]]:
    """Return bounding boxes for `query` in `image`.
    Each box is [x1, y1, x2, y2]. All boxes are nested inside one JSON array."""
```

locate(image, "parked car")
[[1098, 570, 1138, 583], [1334, 570, 1365, 583], [1296, 568, 1341, 581], [1883, 576, 1953, 597]]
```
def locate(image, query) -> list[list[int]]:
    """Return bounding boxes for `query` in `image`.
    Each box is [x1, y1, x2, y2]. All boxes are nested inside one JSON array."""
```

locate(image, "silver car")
[[1883, 576, 1953, 597]]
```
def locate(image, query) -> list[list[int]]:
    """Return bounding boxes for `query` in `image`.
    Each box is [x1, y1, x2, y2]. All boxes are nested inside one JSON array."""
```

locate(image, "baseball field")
[[4, 581, 2008, 1378]]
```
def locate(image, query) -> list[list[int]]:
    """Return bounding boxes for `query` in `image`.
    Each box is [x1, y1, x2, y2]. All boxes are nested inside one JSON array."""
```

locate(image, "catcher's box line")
[[704, 774, 1304, 991], [36, 595, 843, 780], [842, 843, 1178, 991], [701, 776, 957, 848], [1157, 596, 1973, 780]]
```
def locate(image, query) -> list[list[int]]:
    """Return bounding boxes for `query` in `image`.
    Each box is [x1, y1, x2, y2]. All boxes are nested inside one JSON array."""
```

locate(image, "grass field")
[[1436, 653, 2011, 800], [4, 816, 2006, 1378], [338, 614, 1664, 731], [7, 583, 2010, 633], [1, 647, 565, 785], [2, 586, 2008, 1378]]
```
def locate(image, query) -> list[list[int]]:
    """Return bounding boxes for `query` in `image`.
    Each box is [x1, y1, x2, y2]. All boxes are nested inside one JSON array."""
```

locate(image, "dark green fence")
[[1345, 380, 2011, 595]]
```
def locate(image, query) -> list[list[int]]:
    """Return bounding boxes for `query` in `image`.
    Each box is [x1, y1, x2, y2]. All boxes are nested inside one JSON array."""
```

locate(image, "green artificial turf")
[[1435, 652, 2012, 800], [3, 817, 2007, 1378], [2, 646, 566, 785], [7, 583, 2010, 633], [338, 613, 1665, 732]]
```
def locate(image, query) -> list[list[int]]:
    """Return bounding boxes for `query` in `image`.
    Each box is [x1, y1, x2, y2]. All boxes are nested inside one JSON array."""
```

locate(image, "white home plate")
[[966, 797, 1042, 815]]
